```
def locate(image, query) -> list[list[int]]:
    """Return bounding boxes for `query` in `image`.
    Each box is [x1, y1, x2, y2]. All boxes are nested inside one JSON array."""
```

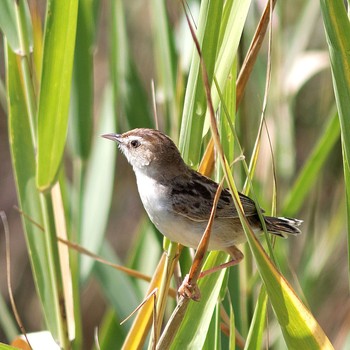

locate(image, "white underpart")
[[134, 170, 247, 250], [134, 171, 192, 244]]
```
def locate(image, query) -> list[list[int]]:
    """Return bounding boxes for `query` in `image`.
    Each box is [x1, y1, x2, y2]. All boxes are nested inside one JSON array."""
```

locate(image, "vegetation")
[[0, 0, 349, 349]]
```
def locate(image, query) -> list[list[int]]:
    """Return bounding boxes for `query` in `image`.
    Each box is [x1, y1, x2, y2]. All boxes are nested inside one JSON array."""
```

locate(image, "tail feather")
[[264, 216, 302, 237]]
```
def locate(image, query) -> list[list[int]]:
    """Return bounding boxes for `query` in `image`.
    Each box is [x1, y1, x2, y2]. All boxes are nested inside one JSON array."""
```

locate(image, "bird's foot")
[[178, 274, 201, 301]]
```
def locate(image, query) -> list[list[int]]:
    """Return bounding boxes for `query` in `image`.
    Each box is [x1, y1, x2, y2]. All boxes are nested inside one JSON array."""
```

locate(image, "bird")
[[102, 128, 302, 269]]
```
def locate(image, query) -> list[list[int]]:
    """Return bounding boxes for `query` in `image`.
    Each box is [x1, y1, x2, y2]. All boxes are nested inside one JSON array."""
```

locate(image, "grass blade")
[[244, 286, 267, 350], [320, 0, 350, 290], [37, 0, 78, 191], [179, 0, 224, 164], [0, 0, 33, 53], [6, 43, 59, 339]]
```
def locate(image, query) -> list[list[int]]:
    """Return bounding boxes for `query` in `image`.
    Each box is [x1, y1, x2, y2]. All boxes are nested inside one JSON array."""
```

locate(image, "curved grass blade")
[[6, 43, 59, 339], [179, 0, 224, 165], [36, 0, 79, 191], [320, 0, 350, 289]]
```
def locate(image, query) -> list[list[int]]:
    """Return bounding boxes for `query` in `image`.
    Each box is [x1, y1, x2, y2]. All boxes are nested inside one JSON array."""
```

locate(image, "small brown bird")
[[102, 128, 302, 267]]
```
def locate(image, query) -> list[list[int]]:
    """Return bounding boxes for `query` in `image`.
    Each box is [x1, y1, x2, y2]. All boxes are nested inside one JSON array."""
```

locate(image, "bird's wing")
[[170, 171, 258, 222]]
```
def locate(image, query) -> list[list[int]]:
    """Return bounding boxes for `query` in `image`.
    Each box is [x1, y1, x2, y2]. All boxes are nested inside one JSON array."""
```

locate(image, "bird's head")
[[102, 128, 187, 179]]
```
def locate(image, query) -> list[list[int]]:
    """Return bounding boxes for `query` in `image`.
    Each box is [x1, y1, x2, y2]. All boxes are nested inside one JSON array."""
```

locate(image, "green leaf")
[[179, 0, 224, 165], [205, 0, 251, 133], [37, 0, 79, 191], [320, 0, 350, 290], [0, 0, 33, 53], [6, 43, 59, 339], [237, 209, 334, 349]]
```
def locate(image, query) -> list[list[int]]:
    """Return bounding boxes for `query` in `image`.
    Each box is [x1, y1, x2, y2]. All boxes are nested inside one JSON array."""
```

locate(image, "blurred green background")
[[0, 0, 349, 349]]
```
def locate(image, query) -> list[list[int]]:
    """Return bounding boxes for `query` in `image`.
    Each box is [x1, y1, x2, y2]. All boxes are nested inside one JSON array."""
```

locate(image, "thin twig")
[[120, 288, 158, 326], [187, 181, 223, 284], [236, 0, 277, 107]]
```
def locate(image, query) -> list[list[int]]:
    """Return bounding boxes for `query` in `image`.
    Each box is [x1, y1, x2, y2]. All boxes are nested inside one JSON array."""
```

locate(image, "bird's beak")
[[101, 133, 122, 143]]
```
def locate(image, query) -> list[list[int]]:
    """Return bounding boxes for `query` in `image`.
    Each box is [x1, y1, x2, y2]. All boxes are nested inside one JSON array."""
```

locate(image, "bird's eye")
[[130, 139, 140, 148]]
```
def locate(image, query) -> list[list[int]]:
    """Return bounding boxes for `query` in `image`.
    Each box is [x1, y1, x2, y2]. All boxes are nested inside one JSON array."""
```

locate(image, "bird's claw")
[[178, 274, 201, 301]]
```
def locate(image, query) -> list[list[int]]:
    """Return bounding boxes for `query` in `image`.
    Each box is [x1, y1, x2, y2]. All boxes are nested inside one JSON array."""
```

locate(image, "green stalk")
[[14, 0, 37, 147], [40, 191, 70, 349], [320, 0, 350, 289]]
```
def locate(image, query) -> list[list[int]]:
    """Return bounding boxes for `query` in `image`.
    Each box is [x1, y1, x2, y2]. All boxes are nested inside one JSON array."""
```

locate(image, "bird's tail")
[[264, 216, 303, 237]]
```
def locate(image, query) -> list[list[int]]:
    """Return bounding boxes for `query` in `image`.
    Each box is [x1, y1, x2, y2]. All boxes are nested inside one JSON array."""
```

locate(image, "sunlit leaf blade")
[[37, 0, 79, 191], [223, 155, 333, 348], [204, 0, 251, 133], [179, 0, 223, 165], [6, 44, 59, 338], [202, 304, 221, 350], [320, 0, 350, 289], [240, 218, 334, 349], [123, 252, 168, 350], [80, 85, 116, 280]]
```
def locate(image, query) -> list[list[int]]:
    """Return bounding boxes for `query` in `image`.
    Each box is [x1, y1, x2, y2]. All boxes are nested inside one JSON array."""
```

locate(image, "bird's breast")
[[135, 172, 171, 224]]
